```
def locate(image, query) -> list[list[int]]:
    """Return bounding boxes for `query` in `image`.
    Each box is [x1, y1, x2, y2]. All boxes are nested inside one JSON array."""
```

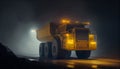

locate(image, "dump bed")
[[36, 23, 58, 42]]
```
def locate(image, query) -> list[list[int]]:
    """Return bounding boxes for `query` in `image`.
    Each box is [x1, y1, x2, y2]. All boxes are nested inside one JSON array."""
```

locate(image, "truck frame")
[[36, 19, 97, 59]]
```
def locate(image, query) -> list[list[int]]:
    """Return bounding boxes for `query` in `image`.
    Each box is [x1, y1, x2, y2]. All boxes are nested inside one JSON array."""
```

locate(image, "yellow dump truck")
[[37, 19, 97, 59]]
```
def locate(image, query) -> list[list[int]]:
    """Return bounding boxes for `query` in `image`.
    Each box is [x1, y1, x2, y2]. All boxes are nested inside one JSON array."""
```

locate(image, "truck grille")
[[75, 29, 89, 49], [76, 40, 88, 49]]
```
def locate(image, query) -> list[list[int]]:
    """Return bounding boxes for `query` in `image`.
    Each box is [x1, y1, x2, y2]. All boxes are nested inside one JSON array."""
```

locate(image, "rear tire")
[[44, 42, 52, 59], [39, 43, 45, 59], [52, 38, 71, 59], [76, 50, 91, 59]]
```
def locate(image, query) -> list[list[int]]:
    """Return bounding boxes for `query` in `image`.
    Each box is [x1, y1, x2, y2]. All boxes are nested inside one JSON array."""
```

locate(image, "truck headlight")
[[89, 34, 94, 41], [66, 39, 74, 44], [89, 41, 97, 50], [90, 41, 96, 45]]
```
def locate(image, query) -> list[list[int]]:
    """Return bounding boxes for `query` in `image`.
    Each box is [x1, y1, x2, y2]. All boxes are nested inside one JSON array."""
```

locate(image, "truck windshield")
[[66, 24, 84, 32]]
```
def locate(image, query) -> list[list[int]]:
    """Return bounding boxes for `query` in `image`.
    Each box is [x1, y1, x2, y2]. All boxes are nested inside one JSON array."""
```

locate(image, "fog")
[[0, 0, 119, 58], [0, 1, 40, 57], [0, 0, 94, 57]]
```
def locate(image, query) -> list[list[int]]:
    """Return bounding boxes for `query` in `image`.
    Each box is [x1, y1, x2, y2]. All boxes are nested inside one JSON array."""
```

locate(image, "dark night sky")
[[0, 0, 119, 58]]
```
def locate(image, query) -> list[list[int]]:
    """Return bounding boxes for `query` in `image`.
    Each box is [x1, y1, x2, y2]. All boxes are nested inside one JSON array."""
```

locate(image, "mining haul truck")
[[36, 19, 97, 59]]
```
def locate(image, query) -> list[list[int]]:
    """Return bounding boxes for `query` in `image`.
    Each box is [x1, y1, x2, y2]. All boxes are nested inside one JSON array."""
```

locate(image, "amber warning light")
[[61, 19, 71, 24]]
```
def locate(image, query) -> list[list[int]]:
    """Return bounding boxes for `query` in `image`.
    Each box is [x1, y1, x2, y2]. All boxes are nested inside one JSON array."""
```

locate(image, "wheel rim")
[[44, 43, 48, 58], [52, 40, 58, 58]]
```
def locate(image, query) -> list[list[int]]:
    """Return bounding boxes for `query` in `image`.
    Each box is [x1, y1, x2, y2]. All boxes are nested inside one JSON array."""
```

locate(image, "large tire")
[[52, 38, 71, 59], [39, 43, 45, 59], [44, 42, 52, 59], [76, 50, 91, 59]]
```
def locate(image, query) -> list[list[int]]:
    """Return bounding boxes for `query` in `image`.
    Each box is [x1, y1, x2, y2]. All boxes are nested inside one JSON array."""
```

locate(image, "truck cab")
[[57, 22, 96, 51]]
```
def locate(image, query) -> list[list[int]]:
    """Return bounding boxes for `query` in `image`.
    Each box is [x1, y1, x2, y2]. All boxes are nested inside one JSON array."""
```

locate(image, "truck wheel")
[[39, 43, 45, 59], [44, 43, 49, 59], [76, 50, 91, 59], [61, 50, 71, 59], [51, 39, 58, 59], [52, 38, 71, 59], [44, 42, 52, 59]]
